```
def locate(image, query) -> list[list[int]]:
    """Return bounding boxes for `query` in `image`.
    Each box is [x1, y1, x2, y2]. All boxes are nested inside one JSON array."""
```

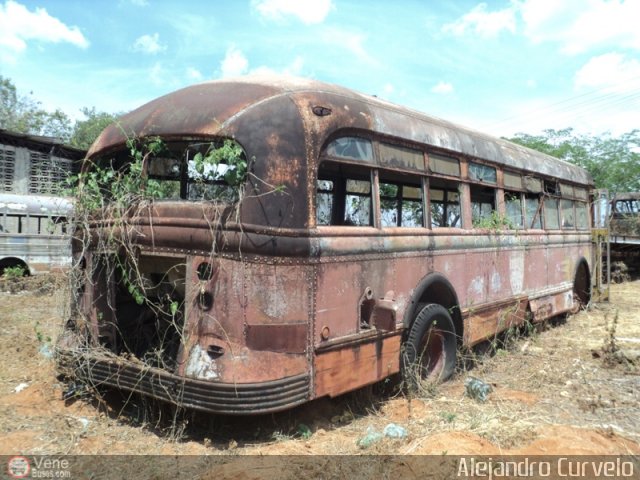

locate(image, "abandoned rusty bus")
[[57, 76, 593, 414]]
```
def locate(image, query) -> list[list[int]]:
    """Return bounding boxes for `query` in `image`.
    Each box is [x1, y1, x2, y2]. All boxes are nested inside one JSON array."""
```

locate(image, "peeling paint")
[[185, 344, 219, 380]]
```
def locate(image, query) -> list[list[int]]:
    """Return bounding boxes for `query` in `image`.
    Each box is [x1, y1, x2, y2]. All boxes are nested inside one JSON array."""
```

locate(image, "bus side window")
[[401, 185, 423, 227], [316, 165, 372, 227], [544, 197, 560, 229], [344, 179, 372, 226], [25, 216, 40, 235], [3, 215, 19, 234], [576, 202, 589, 229], [560, 199, 575, 229], [505, 192, 524, 229], [470, 185, 496, 226], [430, 184, 461, 228], [380, 181, 423, 227], [525, 194, 542, 229]]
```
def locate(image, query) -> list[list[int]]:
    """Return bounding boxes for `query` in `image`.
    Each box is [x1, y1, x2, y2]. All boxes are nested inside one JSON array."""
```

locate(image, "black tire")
[[572, 262, 590, 312], [402, 303, 457, 389]]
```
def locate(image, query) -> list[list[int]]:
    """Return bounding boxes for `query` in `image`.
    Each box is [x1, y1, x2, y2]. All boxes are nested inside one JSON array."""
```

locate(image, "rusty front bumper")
[[57, 350, 310, 415]]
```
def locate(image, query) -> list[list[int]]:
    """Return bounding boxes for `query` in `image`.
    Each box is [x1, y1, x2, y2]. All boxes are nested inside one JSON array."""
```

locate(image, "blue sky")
[[1, 0, 639, 138]]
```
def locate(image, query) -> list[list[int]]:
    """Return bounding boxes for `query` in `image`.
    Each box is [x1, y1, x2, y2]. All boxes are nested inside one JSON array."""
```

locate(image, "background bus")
[[0, 193, 73, 275], [0, 130, 84, 275], [608, 192, 640, 277], [58, 76, 594, 415]]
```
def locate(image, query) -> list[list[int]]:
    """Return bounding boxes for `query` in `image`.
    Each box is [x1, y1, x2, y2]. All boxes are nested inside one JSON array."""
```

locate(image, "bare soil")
[[1, 276, 639, 461]]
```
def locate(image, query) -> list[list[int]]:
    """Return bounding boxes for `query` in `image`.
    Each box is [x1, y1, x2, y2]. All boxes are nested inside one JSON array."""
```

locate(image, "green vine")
[[473, 211, 517, 231]]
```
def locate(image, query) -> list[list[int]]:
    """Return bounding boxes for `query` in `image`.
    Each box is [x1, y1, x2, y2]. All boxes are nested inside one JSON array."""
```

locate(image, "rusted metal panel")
[[179, 337, 308, 384], [245, 264, 310, 324], [246, 324, 307, 353], [463, 297, 527, 346], [314, 334, 401, 398]]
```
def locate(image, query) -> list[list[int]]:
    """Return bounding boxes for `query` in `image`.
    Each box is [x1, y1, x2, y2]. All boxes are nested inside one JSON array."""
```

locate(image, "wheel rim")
[[418, 327, 445, 379]]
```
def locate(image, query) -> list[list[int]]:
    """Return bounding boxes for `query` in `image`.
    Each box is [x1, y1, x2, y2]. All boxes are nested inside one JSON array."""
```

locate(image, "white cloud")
[[319, 27, 376, 65], [252, 0, 333, 25], [442, 2, 516, 37], [431, 81, 454, 94], [220, 45, 249, 78], [574, 53, 640, 93], [383, 83, 394, 95], [250, 55, 305, 77], [186, 67, 203, 82], [132, 33, 166, 54], [520, 0, 640, 54], [0, 0, 88, 57], [445, 1, 640, 54], [149, 62, 165, 86], [218, 47, 305, 79]]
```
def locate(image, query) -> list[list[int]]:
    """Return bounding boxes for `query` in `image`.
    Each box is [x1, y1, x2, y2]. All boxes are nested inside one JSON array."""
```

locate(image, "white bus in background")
[[0, 193, 73, 275]]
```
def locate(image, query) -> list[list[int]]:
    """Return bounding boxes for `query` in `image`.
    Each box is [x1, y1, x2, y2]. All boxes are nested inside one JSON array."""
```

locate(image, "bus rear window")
[[95, 139, 246, 203]]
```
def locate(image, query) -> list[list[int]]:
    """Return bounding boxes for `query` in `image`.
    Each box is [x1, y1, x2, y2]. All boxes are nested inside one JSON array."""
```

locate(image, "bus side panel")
[[314, 259, 395, 344], [314, 335, 401, 398]]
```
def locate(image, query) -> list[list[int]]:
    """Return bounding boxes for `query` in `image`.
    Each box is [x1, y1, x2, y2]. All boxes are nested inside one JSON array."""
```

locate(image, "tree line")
[[1, 75, 638, 193], [0, 75, 118, 150]]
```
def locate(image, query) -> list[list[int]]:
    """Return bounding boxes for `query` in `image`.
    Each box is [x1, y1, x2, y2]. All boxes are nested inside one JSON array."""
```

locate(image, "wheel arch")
[[573, 256, 591, 305], [0, 257, 30, 275], [402, 272, 463, 345]]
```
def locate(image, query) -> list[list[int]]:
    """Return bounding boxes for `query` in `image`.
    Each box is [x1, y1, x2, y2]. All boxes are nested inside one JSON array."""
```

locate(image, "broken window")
[[525, 194, 542, 229], [469, 162, 497, 184], [380, 179, 423, 227], [505, 191, 524, 229], [96, 138, 247, 203], [576, 202, 590, 230], [344, 179, 372, 226], [470, 185, 496, 226], [325, 137, 373, 162], [429, 179, 461, 228], [316, 179, 334, 226], [544, 198, 560, 229], [316, 162, 372, 226], [560, 199, 575, 229]]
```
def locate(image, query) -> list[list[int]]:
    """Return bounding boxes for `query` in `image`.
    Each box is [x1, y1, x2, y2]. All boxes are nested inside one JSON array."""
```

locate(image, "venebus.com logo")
[[7, 456, 72, 478]]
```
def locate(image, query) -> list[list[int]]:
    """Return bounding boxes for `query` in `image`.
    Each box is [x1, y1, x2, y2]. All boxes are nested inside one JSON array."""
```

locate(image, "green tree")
[[508, 128, 640, 194], [0, 75, 73, 141], [69, 107, 119, 150]]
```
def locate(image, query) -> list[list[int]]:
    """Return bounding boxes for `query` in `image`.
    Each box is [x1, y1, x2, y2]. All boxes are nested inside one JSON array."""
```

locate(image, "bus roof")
[[0, 193, 73, 216], [89, 75, 592, 186]]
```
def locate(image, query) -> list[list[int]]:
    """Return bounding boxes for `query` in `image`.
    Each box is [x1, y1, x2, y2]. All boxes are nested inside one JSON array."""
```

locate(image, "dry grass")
[[0, 277, 639, 460]]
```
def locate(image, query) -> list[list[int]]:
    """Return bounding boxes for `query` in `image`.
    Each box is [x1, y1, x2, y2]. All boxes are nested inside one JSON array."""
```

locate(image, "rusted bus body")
[[57, 76, 593, 414], [608, 192, 640, 272]]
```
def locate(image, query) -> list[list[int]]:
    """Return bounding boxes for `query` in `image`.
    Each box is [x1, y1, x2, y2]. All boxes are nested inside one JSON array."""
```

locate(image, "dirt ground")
[[0, 276, 639, 464]]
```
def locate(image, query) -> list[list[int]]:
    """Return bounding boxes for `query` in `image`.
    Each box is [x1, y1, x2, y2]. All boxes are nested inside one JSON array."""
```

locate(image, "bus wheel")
[[402, 303, 457, 390], [572, 262, 590, 312]]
